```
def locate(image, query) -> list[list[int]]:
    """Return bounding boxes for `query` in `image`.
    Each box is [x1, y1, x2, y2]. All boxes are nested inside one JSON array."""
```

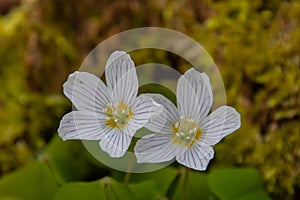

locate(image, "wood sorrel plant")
[[58, 50, 241, 171], [58, 51, 162, 157], [135, 68, 241, 170]]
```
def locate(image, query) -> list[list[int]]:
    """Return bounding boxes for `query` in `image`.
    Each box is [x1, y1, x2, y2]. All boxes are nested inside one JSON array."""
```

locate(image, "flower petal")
[[177, 68, 213, 121], [199, 106, 241, 145], [99, 128, 132, 157], [105, 51, 138, 105], [63, 71, 110, 112], [142, 93, 180, 134], [176, 142, 214, 171], [134, 134, 178, 163], [129, 94, 164, 131], [58, 111, 108, 141]]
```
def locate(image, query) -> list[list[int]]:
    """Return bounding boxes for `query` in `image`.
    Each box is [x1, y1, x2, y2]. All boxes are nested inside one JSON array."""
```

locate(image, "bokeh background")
[[0, 0, 299, 199]]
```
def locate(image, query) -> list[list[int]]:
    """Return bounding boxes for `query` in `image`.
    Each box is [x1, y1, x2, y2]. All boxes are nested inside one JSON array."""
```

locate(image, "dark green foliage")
[[0, 151, 270, 200], [0, 162, 58, 200]]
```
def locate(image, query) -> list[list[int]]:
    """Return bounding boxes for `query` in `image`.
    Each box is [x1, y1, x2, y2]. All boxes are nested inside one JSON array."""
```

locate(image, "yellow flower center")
[[105, 102, 133, 129], [172, 116, 202, 147]]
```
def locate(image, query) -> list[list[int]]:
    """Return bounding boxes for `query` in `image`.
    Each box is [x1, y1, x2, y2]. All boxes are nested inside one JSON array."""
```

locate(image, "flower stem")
[[123, 168, 131, 184], [123, 137, 137, 184], [123, 153, 134, 184], [182, 167, 190, 200]]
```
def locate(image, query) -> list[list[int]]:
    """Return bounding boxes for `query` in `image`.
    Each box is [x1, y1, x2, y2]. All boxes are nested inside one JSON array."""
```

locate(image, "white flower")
[[58, 51, 162, 158], [134, 68, 241, 170]]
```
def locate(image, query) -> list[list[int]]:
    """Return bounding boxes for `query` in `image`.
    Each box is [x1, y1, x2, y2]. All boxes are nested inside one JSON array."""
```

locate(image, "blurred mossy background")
[[0, 0, 299, 199]]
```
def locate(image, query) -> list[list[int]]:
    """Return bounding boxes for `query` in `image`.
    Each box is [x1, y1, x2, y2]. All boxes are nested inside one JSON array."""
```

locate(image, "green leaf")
[[237, 189, 271, 200], [208, 168, 271, 200], [129, 167, 178, 195], [101, 177, 137, 200], [44, 134, 93, 183], [0, 161, 58, 200], [128, 181, 158, 200], [172, 169, 213, 200], [55, 177, 159, 200], [54, 181, 106, 200]]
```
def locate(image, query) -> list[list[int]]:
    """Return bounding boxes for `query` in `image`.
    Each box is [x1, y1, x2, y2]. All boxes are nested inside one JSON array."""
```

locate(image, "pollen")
[[172, 116, 202, 147], [105, 102, 132, 129]]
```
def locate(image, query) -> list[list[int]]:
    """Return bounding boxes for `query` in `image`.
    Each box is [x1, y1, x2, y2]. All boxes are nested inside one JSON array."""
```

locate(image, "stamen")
[[105, 102, 132, 129], [172, 117, 202, 147]]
